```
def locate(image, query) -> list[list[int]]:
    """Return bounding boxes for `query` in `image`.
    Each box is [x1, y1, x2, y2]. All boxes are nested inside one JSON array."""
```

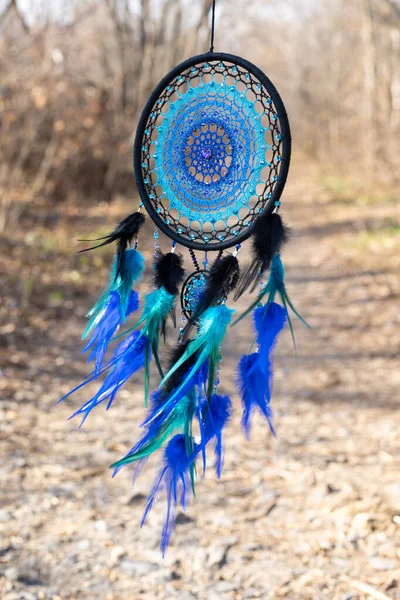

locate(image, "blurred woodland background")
[[1, 1, 400, 600], [1, 0, 400, 229]]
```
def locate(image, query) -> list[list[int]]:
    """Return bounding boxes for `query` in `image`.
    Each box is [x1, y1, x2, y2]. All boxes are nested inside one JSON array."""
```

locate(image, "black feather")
[[153, 252, 185, 296], [163, 340, 197, 394], [235, 212, 290, 299], [78, 211, 146, 280], [78, 212, 145, 246], [188, 254, 239, 327], [78, 212, 145, 255]]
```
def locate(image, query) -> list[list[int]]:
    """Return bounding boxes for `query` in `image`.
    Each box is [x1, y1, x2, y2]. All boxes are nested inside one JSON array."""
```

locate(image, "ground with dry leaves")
[[1, 167, 400, 600]]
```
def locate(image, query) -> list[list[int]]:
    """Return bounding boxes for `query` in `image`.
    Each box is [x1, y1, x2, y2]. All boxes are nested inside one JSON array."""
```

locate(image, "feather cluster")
[[141, 434, 198, 557], [111, 304, 234, 553], [187, 254, 239, 330], [59, 330, 149, 425], [112, 389, 232, 555], [78, 211, 146, 280], [236, 302, 287, 437], [234, 254, 309, 349], [235, 212, 289, 299], [82, 290, 139, 374]]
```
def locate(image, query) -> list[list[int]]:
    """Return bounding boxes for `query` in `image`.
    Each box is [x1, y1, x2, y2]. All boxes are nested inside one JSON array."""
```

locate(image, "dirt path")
[[1, 170, 400, 599]]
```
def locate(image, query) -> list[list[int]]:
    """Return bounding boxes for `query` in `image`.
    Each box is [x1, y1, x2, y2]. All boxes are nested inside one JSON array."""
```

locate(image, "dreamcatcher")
[[60, 0, 308, 555]]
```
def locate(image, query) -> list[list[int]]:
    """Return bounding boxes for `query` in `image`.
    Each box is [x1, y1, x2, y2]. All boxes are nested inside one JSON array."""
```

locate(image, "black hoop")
[[134, 52, 291, 251]]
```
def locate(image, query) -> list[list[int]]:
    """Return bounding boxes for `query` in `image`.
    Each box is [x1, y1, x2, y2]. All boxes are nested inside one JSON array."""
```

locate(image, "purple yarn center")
[[201, 147, 212, 160]]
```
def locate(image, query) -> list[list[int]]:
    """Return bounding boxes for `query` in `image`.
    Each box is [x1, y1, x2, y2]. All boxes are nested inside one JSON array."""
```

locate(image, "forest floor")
[[1, 167, 400, 600]]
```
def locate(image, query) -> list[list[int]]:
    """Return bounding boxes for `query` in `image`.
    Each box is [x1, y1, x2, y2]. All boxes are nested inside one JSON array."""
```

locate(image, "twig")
[[345, 577, 395, 600]]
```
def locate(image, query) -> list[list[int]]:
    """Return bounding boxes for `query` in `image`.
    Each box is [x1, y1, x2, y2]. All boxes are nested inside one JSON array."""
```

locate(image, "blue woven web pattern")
[[140, 60, 284, 246]]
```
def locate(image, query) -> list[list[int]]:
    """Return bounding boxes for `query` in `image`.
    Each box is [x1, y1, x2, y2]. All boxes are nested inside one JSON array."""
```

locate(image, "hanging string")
[[189, 248, 200, 272], [210, 0, 216, 52]]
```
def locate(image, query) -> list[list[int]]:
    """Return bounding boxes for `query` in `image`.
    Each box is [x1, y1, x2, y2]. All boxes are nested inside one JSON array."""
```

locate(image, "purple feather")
[[141, 434, 197, 556], [83, 290, 139, 373], [69, 330, 149, 425]]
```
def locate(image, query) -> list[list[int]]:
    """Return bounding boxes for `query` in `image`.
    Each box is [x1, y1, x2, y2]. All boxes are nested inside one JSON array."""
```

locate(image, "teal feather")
[[111, 389, 196, 469], [233, 254, 309, 350], [119, 287, 175, 405], [116, 249, 145, 321], [83, 248, 144, 339], [147, 305, 234, 425]]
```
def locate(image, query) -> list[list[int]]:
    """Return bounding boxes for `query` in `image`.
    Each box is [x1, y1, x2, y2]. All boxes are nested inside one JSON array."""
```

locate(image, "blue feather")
[[66, 330, 149, 425], [84, 248, 144, 338], [233, 254, 309, 351], [82, 290, 139, 373], [149, 305, 234, 425], [116, 248, 145, 321], [254, 301, 287, 350], [197, 394, 231, 477], [141, 434, 197, 556], [236, 302, 287, 438], [237, 353, 275, 438], [117, 287, 176, 405]]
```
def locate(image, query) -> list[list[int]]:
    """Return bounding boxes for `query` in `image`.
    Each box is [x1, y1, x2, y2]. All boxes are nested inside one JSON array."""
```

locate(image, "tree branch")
[[0, 0, 30, 32]]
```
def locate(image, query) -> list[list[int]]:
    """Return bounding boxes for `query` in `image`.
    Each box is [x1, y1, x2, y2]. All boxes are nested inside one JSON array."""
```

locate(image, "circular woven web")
[[135, 53, 291, 250], [180, 270, 208, 320], [180, 268, 227, 320]]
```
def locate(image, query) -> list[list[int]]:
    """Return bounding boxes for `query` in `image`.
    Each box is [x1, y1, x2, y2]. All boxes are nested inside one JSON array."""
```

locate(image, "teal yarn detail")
[[155, 80, 269, 229], [139, 59, 286, 246]]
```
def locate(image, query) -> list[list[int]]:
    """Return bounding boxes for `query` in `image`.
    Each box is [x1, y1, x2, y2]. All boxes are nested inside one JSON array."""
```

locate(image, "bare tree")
[[0, 0, 399, 231]]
